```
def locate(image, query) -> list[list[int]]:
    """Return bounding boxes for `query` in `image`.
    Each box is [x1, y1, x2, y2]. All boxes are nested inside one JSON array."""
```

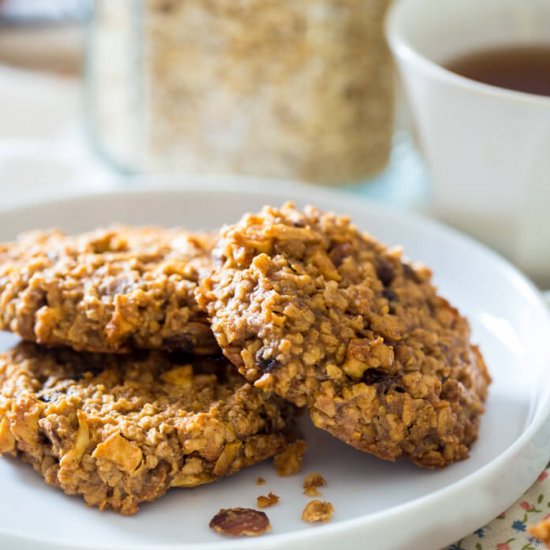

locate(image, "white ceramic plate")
[[1, 178, 550, 550]]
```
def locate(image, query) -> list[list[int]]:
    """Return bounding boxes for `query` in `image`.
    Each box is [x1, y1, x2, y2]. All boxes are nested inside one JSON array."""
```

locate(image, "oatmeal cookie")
[[0, 343, 295, 515], [197, 203, 491, 468], [0, 226, 217, 353]]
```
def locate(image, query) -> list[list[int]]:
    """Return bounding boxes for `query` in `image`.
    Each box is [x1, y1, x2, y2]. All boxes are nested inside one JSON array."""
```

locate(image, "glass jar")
[[87, 0, 394, 185]]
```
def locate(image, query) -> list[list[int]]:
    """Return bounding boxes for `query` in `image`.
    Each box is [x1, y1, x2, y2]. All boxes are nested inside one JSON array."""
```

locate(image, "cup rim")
[[385, 0, 550, 107]]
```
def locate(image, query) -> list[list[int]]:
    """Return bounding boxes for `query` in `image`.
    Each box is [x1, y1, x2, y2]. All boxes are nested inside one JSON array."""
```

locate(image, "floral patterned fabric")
[[448, 468, 550, 550]]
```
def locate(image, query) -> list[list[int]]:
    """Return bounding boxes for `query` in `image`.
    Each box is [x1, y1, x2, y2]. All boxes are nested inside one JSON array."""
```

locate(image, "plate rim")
[[1, 177, 549, 550]]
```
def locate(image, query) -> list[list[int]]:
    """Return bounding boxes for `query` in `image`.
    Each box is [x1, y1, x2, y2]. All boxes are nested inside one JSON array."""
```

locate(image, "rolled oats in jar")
[[88, 0, 394, 185]]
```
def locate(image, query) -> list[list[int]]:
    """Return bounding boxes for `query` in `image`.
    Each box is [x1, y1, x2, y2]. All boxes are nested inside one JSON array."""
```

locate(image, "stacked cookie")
[[0, 204, 491, 515], [0, 227, 296, 514]]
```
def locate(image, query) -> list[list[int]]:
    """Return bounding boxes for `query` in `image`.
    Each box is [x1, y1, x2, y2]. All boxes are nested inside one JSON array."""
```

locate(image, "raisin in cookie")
[[197, 203, 491, 468], [0, 343, 296, 515], [0, 226, 217, 353]]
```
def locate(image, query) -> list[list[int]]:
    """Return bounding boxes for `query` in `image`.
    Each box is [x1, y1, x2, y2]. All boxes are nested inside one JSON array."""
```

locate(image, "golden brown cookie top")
[[0, 226, 217, 353], [198, 203, 474, 403]]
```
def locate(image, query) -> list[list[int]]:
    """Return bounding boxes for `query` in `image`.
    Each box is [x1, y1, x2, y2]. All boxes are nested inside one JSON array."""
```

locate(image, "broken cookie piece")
[[529, 518, 550, 548], [210, 508, 271, 537], [303, 473, 327, 497], [0, 343, 296, 515], [302, 500, 334, 523], [256, 492, 280, 509]]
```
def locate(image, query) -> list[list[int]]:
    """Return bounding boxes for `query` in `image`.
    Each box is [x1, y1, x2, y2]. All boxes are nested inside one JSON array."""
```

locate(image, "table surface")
[[0, 63, 548, 550]]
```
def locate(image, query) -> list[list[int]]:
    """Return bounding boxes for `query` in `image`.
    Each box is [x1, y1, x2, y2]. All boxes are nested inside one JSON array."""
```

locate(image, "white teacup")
[[386, 0, 550, 287]]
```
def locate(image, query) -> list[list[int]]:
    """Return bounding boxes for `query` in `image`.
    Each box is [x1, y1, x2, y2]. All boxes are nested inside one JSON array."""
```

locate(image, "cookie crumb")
[[256, 492, 280, 509], [209, 507, 271, 537], [274, 440, 307, 476], [256, 477, 266, 486], [529, 519, 550, 547], [301, 500, 334, 524], [303, 472, 327, 497]]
